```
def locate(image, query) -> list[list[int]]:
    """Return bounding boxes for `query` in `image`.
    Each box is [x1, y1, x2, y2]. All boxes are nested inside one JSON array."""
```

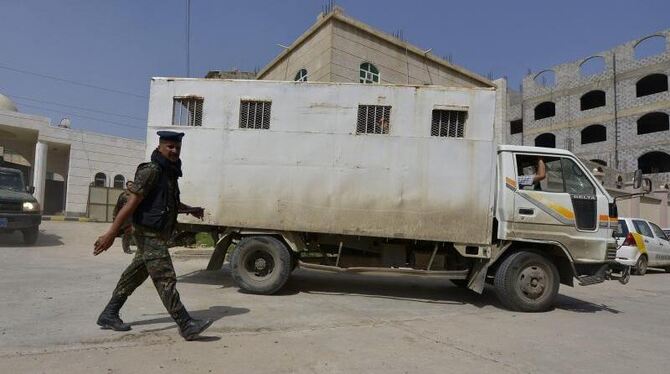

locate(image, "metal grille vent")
[[172, 97, 203, 126], [356, 105, 391, 134], [431, 110, 467, 138], [239, 100, 271, 129]]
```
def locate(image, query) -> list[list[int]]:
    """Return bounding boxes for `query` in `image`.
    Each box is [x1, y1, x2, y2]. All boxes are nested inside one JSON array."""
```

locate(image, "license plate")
[[0, 218, 7, 228]]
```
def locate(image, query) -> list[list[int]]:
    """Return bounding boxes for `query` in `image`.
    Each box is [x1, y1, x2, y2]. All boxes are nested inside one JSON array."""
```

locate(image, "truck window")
[[0, 170, 25, 192], [515, 155, 563, 192], [633, 220, 654, 238], [649, 222, 668, 241], [560, 158, 595, 195]]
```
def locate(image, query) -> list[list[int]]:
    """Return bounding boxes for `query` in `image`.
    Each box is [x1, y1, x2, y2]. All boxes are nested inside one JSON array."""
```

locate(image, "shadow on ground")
[[129, 305, 250, 341], [180, 264, 622, 313], [0, 229, 64, 247]]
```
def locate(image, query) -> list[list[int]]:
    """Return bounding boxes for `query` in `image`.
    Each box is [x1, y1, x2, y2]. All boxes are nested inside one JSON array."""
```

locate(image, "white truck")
[[146, 78, 633, 312]]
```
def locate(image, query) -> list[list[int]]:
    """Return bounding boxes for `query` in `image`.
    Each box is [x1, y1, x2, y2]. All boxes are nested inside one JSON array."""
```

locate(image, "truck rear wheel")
[[22, 227, 39, 245], [494, 252, 559, 312], [231, 236, 292, 295]]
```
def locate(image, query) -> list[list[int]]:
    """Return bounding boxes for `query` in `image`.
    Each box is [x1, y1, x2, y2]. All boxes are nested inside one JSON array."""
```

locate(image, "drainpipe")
[[612, 52, 619, 169]]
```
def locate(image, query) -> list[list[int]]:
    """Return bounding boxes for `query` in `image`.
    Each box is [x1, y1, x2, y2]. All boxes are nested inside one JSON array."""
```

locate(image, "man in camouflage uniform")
[[93, 131, 212, 341], [112, 181, 134, 254]]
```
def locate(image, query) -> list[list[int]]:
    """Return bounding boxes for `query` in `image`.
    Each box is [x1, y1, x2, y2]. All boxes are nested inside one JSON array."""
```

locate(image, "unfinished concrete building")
[[505, 30, 670, 185]]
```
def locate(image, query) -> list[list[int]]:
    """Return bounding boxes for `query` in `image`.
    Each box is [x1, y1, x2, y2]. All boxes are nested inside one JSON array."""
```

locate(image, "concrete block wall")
[[507, 29, 670, 184]]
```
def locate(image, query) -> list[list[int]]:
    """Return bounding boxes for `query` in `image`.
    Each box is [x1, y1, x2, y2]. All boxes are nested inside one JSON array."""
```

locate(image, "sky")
[[0, 0, 668, 140]]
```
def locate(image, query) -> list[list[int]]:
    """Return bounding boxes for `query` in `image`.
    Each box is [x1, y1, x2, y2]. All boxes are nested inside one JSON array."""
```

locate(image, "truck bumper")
[[0, 212, 41, 231]]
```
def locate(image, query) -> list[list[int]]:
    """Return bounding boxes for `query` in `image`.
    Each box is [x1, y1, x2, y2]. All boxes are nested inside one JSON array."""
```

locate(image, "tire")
[[22, 227, 39, 245], [493, 251, 560, 312], [230, 236, 292, 295], [633, 255, 648, 276]]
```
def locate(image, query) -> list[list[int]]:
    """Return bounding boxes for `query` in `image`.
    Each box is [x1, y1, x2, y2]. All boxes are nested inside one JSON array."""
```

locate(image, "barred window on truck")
[[431, 109, 467, 138], [172, 96, 203, 126], [239, 100, 272, 129], [356, 105, 391, 134]]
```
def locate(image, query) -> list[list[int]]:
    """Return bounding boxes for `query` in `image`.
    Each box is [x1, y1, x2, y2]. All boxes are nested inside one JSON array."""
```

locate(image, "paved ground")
[[1, 221, 669, 373]]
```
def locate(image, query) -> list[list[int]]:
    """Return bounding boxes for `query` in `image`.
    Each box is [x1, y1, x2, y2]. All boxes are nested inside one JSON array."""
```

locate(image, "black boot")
[[174, 307, 213, 341], [97, 295, 132, 331]]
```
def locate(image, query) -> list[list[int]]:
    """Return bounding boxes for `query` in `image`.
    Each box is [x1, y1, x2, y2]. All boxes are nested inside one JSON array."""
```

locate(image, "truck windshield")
[[0, 170, 25, 192]]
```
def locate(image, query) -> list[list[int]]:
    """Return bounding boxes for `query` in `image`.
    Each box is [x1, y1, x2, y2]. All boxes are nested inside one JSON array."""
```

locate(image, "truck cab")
[[0, 167, 41, 244]]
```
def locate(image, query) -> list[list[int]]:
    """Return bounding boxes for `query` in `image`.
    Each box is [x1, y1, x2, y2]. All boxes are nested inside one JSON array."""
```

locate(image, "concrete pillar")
[[32, 141, 47, 206]]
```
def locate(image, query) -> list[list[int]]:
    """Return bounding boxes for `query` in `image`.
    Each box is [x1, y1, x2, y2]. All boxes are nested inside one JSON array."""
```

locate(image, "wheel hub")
[[519, 266, 547, 299], [254, 258, 267, 271]]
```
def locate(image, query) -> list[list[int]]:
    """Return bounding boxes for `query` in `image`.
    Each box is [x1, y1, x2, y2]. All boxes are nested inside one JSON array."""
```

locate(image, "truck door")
[[511, 154, 608, 258]]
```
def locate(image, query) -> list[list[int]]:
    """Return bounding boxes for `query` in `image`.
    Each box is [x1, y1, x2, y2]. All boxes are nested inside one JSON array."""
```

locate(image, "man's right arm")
[[94, 193, 143, 255]]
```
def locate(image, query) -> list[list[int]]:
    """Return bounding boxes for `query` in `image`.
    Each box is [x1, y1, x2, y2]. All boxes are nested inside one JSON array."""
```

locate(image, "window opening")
[[580, 90, 606, 111], [113, 175, 125, 189], [534, 70, 556, 87], [359, 62, 380, 84], [637, 112, 669, 135], [581, 125, 606, 144], [638, 151, 670, 173], [172, 96, 204, 126], [534, 133, 556, 148], [294, 69, 308, 82], [634, 35, 667, 60], [94, 172, 106, 187], [636, 74, 668, 97], [431, 110, 467, 138], [356, 105, 390, 134], [239, 100, 272, 129], [579, 56, 606, 77], [510, 119, 523, 134], [534, 101, 555, 120]]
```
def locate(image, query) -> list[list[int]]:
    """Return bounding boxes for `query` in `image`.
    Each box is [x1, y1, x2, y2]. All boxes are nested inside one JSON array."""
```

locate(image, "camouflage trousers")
[[112, 234, 184, 317]]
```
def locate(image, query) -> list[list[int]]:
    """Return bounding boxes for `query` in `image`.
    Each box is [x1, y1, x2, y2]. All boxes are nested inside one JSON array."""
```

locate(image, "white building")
[[0, 92, 144, 216]]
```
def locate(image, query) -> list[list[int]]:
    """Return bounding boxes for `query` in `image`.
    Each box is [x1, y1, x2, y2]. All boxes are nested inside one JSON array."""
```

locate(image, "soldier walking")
[[93, 131, 212, 341]]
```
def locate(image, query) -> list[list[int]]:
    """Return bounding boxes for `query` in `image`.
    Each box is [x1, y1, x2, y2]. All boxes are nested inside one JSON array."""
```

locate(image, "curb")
[[42, 216, 100, 222]]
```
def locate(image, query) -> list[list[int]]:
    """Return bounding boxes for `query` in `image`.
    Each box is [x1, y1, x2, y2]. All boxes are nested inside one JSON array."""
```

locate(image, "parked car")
[[0, 167, 41, 244], [615, 217, 670, 275]]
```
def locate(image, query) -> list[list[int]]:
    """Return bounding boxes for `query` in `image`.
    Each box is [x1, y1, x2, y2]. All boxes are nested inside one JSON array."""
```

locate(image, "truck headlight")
[[23, 201, 40, 212]]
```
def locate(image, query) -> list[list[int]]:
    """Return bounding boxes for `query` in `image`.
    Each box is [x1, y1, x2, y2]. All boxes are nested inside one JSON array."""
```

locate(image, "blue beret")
[[157, 131, 185, 142]]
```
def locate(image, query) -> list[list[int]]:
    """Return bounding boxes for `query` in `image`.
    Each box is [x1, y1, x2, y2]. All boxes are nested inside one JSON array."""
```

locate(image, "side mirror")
[[633, 169, 643, 189], [27, 186, 35, 194]]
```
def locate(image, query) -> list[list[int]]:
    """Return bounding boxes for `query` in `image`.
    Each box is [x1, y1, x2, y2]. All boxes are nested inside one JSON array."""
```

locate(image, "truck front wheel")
[[231, 236, 292, 295], [494, 252, 560, 312]]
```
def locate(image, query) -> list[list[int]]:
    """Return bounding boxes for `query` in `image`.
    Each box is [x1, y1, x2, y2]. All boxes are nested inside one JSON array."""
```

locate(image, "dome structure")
[[0, 93, 18, 112]]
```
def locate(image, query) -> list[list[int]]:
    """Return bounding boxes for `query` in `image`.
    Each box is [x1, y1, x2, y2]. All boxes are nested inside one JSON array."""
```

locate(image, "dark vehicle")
[[0, 167, 41, 244]]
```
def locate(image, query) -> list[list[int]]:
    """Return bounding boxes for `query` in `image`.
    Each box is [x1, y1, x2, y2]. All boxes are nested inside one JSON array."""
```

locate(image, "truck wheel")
[[633, 255, 648, 276], [231, 236, 292, 295], [494, 252, 560, 312], [22, 227, 39, 245]]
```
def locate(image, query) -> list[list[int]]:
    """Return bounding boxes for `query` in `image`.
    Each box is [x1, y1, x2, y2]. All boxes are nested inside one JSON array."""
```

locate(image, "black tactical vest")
[[133, 163, 178, 232]]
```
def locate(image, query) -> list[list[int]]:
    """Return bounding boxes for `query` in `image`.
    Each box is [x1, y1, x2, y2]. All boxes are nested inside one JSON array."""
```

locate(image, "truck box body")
[[147, 79, 497, 245]]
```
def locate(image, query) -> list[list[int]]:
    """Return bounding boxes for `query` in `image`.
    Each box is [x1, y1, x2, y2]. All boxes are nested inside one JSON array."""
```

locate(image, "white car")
[[615, 217, 670, 275]]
